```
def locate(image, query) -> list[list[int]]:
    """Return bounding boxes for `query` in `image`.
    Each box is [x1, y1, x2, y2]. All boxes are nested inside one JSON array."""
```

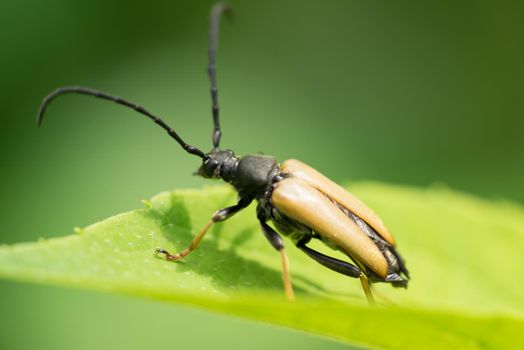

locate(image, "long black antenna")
[[37, 86, 207, 159], [208, 2, 232, 150]]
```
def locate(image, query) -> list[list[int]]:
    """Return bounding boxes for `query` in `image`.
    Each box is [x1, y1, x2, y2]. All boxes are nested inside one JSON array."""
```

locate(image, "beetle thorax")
[[231, 155, 279, 197]]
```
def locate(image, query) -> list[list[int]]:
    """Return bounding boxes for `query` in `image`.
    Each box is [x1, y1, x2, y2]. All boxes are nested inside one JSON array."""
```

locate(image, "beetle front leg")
[[259, 218, 295, 301], [156, 196, 252, 261], [296, 241, 375, 305]]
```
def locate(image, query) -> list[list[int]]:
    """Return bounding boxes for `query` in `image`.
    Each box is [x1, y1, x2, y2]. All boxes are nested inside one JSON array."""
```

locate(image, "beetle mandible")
[[37, 2, 409, 303]]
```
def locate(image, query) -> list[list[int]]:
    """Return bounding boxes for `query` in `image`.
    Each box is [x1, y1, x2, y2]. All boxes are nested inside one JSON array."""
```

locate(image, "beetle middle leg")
[[258, 217, 295, 301], [296, 240, 375, 305], [155, 196, 252, 261]]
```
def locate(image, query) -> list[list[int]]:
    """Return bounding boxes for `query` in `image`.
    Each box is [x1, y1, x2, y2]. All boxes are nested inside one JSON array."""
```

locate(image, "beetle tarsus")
[[157, 198, 252, 263], [385, 273, 408, 288], [154, 248, 180, 261]]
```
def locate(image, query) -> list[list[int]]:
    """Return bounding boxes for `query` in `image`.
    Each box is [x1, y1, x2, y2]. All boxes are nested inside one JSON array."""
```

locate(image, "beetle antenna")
[[208, 2, 233, 150], [37, 86, 207, 159]]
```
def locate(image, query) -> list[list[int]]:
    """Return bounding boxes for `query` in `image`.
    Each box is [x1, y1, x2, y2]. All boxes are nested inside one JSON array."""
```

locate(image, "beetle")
[[36, 2, 409, 303]]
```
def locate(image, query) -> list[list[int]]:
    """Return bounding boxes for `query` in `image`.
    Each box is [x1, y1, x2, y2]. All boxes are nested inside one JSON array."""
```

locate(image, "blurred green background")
[[1, 0, 522, 349]]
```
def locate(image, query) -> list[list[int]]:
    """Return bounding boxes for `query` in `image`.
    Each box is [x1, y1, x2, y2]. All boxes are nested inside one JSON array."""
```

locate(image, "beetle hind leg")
[[296, 241, 360, 277], [358, 272, 375, 306], [296, 241, 376, 305]]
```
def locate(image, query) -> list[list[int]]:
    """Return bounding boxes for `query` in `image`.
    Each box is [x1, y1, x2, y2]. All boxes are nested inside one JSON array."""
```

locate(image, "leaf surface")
[[0, 183, 523, 349]]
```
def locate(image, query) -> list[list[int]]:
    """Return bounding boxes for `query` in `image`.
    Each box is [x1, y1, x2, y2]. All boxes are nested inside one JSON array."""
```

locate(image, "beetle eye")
[[195, 159, 219, 178]]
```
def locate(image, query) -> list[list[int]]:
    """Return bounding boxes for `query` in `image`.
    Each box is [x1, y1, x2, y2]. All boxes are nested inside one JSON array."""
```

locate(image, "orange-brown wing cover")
[[280, 159, 395, 245], [271, 177, 389, 277]]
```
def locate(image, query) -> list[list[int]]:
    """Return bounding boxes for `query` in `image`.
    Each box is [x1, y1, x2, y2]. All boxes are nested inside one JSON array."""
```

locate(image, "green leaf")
[[0, 183, 523, 349]]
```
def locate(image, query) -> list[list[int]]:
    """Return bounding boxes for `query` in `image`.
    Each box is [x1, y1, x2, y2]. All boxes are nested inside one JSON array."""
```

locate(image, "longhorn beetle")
[[37, 2, 409, 303]]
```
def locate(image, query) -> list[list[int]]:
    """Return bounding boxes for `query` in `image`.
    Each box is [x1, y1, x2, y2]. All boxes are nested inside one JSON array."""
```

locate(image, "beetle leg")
[[156, 196, 252, 261], [296, 241, 361, 277], [358, 272, 375, 306], [259, 219, 295, 301], [296, 241, 375, 305]]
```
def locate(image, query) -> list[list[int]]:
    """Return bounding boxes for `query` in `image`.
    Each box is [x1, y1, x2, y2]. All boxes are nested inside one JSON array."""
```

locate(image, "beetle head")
[[195, 149, 237, 179]]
